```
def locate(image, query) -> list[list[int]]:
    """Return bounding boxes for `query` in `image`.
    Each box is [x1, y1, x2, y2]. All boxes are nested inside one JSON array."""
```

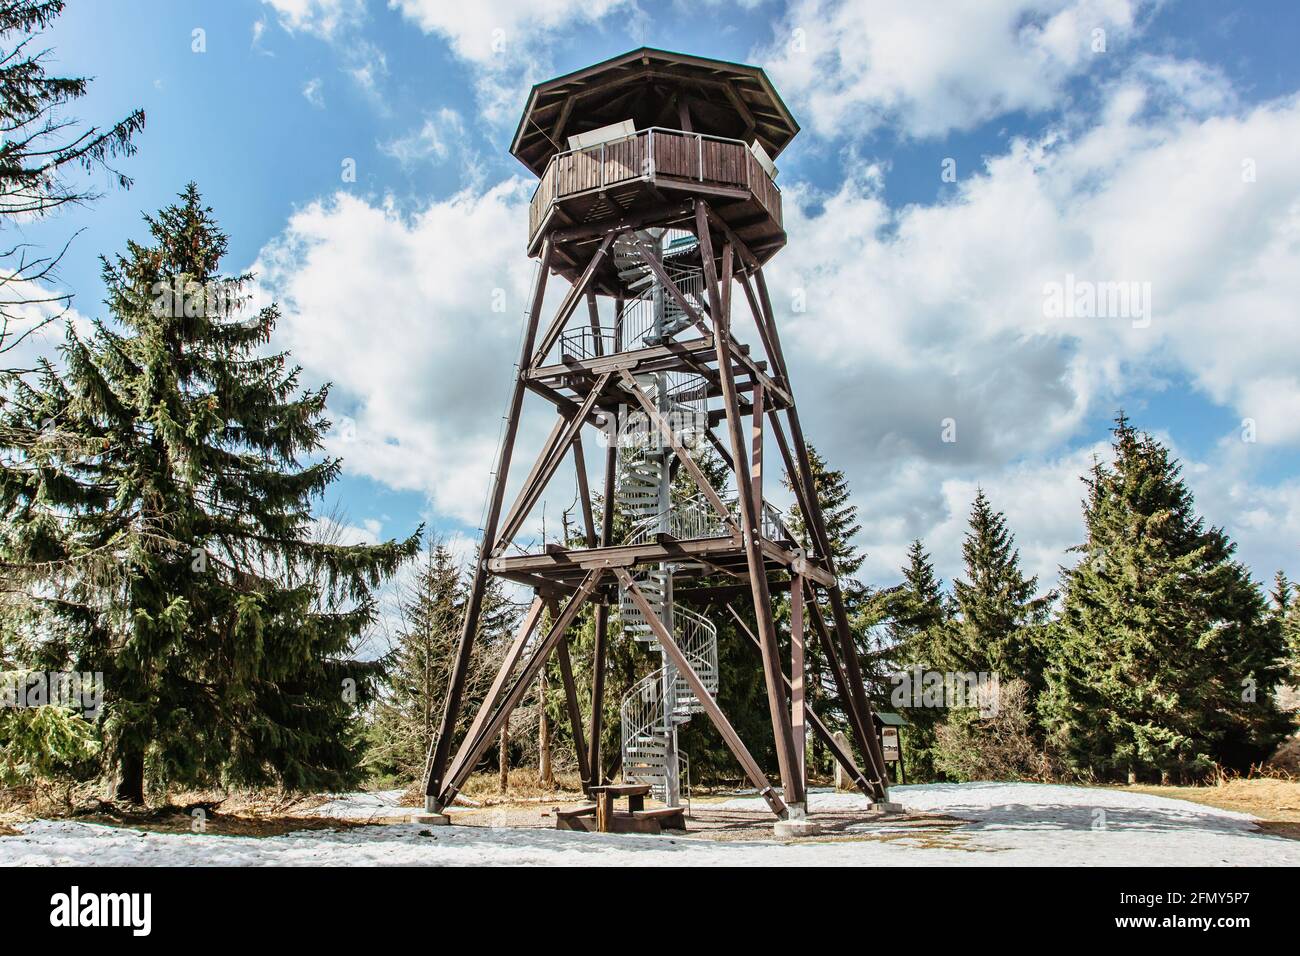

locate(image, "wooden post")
[[586, 291, 603, 357], [538, 666, 553, 789], [586, 440, 618, 784], [439, 570, 603, 806], [555, 634, 591, 790], [423, 241, 552, 808], [751, 381, 765, 523], [727, 603, 877, 799], [618, 569, 787, 817], [790, 572, 806, 793], [695, 200, 804, 807], [752, 266, 890, 798], [442, 597, 545, 787]]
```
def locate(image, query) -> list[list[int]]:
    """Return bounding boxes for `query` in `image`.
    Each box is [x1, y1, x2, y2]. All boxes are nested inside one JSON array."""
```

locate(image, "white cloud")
[[302, 77, 325, 108], [256, 182, 578, 534], [755, 68, 1300, 587], [389, 0, 632, 124], [261, 0, 364, 38], [390, 0, 629, 65], [758, 0, 1149, 139], [346, 39, 389, 102], [381, 108, 467, 165], [251, 16, 272, 54]]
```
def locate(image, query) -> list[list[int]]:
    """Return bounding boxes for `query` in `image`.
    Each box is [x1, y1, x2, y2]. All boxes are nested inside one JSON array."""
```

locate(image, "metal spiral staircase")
[[610, 229, 717, 806], [604, 230, 794, 806]]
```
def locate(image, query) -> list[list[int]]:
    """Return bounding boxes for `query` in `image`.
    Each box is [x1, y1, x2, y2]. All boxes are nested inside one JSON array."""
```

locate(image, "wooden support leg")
[[803, 581, 889, 798], [618, 569, 788, 818], [695, 201, 804, 807], [727, 604, 878, 799], [825, 583, 892, 793], [439, 570, 603, 807], [596, 792, 614, 833], [554, 631, 592, 791], [442, 597, 546, 792], [586, 441, 618, 785], [790, 573, 807, 795], [423, 241, 553, 807], [747, 263, 890, 799]]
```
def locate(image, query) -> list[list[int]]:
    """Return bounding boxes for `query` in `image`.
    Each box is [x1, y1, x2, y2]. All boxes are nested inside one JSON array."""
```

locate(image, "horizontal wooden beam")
[[530, 335, 716, 381], [545, 200, 694, 244], [616, 569, 787, 818]]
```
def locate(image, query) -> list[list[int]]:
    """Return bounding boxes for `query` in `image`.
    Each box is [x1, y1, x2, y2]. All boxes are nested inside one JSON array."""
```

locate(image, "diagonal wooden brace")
[[438, 569, 604, 808], [617, 568, 788, 818], [630, 238, 711, 336], [531, 234, 613, 367], [616, 367, 738, 534], [727, 603, 877, 799], [495, 373, 611, 550]]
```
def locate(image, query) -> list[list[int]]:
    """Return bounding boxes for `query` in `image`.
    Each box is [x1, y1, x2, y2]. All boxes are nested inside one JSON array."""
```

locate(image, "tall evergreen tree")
[[1041, 415, 1289, 781], [0, 0, 145, 363], [368, 541, 517, 784], [1, 185, 419, 802], [1271, 572, 1300, 686], [889, 540, 951, 663], [784, 443, 864, 579], [883, 539, 954, 780], [951, 488, 1053, 697]]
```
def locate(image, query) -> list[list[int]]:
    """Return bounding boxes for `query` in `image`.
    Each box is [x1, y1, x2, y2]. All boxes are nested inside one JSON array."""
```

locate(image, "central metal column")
[[649, 230, 681, 809]]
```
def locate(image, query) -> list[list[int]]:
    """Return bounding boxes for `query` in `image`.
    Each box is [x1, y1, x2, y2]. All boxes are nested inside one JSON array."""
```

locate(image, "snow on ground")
[[3, 783, 1297, 866], [305, 789, 409, 821]]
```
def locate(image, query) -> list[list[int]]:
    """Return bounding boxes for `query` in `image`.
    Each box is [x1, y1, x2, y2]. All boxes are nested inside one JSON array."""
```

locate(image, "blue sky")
[[18, 0, 1300, 593]]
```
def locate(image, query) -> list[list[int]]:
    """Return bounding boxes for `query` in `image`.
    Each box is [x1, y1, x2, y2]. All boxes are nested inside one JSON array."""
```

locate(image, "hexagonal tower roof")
[[510, 47, 799, 178]]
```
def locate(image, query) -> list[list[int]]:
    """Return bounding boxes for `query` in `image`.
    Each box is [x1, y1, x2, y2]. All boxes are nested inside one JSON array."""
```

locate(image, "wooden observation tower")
[[423, 48, 890, 820]]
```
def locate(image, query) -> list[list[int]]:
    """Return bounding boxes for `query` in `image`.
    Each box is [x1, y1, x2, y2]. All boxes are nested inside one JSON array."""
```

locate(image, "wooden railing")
[[528, 127, 782, 245]]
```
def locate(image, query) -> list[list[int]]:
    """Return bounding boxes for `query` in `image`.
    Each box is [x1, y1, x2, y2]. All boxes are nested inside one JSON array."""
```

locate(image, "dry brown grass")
[[0, 784, 362, 836], [456, 769, 586, 803], [1119, 777, 1300, 841]]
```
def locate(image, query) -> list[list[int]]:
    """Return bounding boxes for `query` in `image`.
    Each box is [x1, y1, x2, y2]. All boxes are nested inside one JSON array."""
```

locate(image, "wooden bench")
[[589, 783, 649, 832], [632, 806, 686, 831], [554, 803, 598, 832], [555, 784, 686, 835]]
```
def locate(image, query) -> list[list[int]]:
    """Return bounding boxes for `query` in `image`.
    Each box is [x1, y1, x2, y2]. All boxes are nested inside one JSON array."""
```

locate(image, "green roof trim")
[[875, 712, 909, 727]]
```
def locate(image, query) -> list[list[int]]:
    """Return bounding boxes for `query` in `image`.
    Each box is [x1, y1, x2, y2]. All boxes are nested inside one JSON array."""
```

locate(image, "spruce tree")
[[369, 541, 517, 784], [883, 539, 954, 780], [784, 443, 864, 579], [1041, 415, 1289, 781], [1, 185, 419, 802], [0, 0, 145, 362], [951, 489, 1053, 696], [889, 540, 951, 664], [1271, 572, 1300, 686]]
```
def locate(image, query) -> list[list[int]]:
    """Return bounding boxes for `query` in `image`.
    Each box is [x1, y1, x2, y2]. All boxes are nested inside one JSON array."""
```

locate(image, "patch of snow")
[[3, 783, 1296, 867], [305, 789, 408, 821]]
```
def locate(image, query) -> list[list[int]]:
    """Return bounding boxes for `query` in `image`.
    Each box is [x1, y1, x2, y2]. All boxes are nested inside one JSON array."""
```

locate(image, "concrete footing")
[[773, 818, 823, 839], [408, 812, 450, 825], [870, 801, 905, 814]]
